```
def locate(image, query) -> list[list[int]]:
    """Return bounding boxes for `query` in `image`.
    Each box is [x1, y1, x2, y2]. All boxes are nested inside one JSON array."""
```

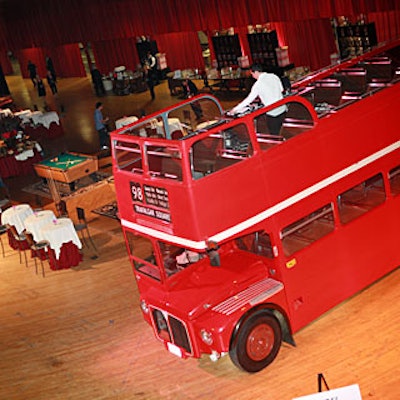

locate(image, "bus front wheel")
[[229, 312, 282, 373]]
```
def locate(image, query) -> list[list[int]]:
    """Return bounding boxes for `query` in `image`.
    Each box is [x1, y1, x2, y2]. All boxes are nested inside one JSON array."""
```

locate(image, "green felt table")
[[34, 152, 98, 191]]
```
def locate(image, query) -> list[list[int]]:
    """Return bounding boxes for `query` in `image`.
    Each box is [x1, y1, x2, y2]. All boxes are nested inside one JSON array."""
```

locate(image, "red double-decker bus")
[[111, 38, 400, 373]]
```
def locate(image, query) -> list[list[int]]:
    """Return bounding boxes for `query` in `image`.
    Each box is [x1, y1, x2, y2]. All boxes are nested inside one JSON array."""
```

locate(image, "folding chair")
[[74, 207, 98, 254], [24, 231, 49, 277], [7, 225, 28, 267]]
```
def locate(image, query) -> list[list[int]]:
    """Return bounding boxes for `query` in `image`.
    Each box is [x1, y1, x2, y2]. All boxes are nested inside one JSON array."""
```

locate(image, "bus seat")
[[314, 79, 342, 106], [365, 58, 394, 82], [336, 68, 367, 94], [171, 130, 183, 140], [215, 155, 240, 171], [161, 157, 183, 180]]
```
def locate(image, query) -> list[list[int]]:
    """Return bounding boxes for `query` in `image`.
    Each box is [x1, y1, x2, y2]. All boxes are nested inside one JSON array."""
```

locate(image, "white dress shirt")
[[232, 72, 287, 116]]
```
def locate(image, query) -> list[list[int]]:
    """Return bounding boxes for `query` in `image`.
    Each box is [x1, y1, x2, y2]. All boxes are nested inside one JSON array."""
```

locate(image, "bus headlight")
[[200, 329, 213, 345], [140, 299, 149, 314]]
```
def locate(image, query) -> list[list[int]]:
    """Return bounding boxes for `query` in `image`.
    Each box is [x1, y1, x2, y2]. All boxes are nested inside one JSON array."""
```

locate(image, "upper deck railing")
[[111, 39, 400, 248]]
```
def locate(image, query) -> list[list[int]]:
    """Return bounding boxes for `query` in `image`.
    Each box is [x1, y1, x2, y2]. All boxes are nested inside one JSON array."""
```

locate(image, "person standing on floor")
[[182, 79, 203, 120], [145, 51, 157, 100], [94, 102, 109, 150], [91, 65, 105, 96], [46, 70, 58, 94], [27, 60, 37, 87], [45, 56, 56, 82], [36, 75, 46, 98]]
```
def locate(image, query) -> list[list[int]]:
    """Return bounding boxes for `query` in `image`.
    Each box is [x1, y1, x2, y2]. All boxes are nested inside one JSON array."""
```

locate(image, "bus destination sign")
[[130, 181, 171, 222]]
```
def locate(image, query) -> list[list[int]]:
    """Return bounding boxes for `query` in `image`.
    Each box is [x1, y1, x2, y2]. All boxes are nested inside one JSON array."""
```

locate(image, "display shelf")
[[247, 31, 279, 67], [212, 34, 242, 68], [336, 22, 377, 59]]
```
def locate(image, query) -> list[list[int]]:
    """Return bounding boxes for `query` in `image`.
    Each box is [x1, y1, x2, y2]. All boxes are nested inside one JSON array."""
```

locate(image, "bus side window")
[[281, 204, 335, 257], [235, 230, 274, 258], [337, 173, 385, 224], [125, 232, 161, 281], [389, 165, 400, 196]]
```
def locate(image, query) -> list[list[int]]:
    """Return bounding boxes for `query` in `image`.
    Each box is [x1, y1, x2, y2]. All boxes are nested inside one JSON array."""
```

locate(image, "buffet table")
[[208, 68, 252, 91], [40, 218, 82, 270], [0, 148, 43, 178], [14, 110, 60, 128], [13, 110, 63, 140]]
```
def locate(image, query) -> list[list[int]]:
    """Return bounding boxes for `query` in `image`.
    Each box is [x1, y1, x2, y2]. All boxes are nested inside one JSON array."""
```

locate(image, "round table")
[[1, 204, 33, 233], [24, 210, 56, 242], [40, 218, 83, 270]]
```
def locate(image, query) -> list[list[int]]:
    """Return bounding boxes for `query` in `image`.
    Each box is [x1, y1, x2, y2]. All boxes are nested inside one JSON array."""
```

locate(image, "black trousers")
[[98, 127, 109, 147], [267, 112, 287, 135]]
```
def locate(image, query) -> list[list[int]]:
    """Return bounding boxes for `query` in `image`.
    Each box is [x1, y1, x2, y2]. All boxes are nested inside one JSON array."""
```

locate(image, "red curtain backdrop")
[[272, 19, 338, 71], [0, 18, 12, 75], [2, 0, 400, 48], [0, 52, 12, 75], [17, 48, 47, 79], [92, 38, 141, 75], [92, 32, 204, 74], [47, 44, 86, 78], [1, 0, 400, 77], [154, 32, 204, 71], [368, 10, 400, 42], [17, 44, 85, 79]]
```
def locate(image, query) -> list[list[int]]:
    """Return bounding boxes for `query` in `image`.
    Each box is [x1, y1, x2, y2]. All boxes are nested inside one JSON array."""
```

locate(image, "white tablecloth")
[[14, 143, 43, 161], [0, 108, 13, 117], [156, 118, 183, 136], [103, 79, 113, 92], [14, 110, 32, 124], [1, 204, 33, 234], [31, 111, 60, 128], [14, 110, 60, 128], [40, 218, 82, 259], [24, 210, 56, 242], [115, 116, 138, 130]]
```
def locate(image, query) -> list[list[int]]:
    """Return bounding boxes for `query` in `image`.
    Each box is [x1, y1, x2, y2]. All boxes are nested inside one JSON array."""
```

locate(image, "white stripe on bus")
[[122, 140, 400, 248]]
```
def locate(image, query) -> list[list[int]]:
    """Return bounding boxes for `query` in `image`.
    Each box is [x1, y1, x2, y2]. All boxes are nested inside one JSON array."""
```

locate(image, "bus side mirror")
[[206, 241, 220, 267], [208, 249, 220, 267]]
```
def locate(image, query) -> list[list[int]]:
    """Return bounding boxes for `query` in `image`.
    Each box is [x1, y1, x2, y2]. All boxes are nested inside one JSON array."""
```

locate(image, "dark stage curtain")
[[154, 32, 204, 71], [17, 44, 85, 79], [0, 64, 10, 96], [92, 32, 204, 74], [47, 44, 86, 78], [2, 0, 400, 48], [17, 48, 47, 80], [1, 0, 400, 77], [0, 52, 12, 76], [92, 38, 141, 75], [368, 10, 400, 42], [272, 19, 338, 71]]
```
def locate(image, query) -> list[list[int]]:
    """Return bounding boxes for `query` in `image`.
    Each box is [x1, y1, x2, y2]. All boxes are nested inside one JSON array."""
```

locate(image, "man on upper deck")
[[230, 64, 287, 135]]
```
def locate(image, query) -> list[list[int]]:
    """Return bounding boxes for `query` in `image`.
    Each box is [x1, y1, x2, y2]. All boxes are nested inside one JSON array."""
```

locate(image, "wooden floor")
[[1, 75, 400, 400]]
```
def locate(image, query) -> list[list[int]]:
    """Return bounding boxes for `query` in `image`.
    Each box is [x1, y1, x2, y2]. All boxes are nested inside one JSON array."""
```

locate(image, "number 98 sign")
[[130, 182, 144, 203]]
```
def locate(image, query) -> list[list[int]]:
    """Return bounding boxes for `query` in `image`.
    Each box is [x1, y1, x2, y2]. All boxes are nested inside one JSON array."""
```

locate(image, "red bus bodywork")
[[111, 39, 400, 372]]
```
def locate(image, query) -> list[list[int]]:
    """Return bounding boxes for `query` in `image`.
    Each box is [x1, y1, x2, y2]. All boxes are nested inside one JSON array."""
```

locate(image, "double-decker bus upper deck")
[[111, 38, 400, 251]]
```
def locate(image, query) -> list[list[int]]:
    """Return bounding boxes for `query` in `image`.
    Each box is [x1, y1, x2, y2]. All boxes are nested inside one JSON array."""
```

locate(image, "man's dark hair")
[[250, 64, 264, 73], [95, 102, 102, 109]]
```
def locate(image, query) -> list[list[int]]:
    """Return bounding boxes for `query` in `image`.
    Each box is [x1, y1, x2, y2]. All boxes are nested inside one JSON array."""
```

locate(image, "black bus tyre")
[[229, 312, 282, 373]]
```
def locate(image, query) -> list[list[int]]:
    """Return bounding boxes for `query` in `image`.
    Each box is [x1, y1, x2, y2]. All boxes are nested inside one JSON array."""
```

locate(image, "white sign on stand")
[[292, 384, 362, 400]]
